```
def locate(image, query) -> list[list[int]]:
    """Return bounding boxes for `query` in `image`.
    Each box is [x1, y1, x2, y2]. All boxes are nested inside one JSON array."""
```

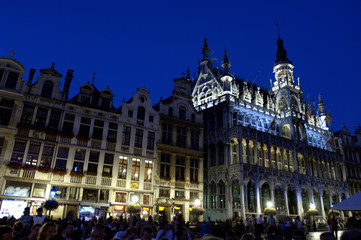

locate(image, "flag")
[[326, 112, 332, 126], [307, 107, 312, 117], [270, 119, 276, 131]]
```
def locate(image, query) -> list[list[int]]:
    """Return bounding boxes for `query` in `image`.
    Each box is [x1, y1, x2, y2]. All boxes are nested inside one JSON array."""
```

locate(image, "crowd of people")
[[0, 207, 361, 240]]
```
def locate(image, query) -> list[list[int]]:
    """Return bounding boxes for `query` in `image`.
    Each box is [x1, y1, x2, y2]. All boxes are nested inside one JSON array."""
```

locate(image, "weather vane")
[[276, 23, 280, 38], [10, 51, 14, 58]]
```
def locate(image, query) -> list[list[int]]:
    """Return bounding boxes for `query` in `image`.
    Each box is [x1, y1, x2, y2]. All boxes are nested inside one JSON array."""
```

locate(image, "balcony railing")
[[117, 179, 126, 188], [101, 177, 112, 186], [86, 176, 97, 185]]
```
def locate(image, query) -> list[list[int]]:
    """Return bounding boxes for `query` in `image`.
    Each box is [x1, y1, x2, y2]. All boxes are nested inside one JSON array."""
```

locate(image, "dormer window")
[[137, 106, 145, 120], [101, 97, 110, 108], [5, 71, 19, 90], [41, 80, 54, 98], [179, 106, 186, 120], [81, 93, 91, 104]]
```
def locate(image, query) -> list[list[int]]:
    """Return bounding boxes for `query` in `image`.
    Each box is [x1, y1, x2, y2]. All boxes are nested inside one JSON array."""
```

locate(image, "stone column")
[[261, 143, 265, 168], [246, 139, 250, 165], [226, 181, 233, 219], [270, 184, 275, 207], [284, 185, 289, 216], [170, 153, 176, 181], [274, 147, 278, 170], [244, 180, 249, 212], [256, 181, 261, 214], [185, 156, 191, 181], [240, 182, 246, 219], [319, 191, 326, 220], [296, 187, 303, 217], [268, 142, 272, 170]]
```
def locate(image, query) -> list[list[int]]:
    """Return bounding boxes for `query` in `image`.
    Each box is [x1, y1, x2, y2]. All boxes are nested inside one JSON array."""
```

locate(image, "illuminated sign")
[[114, 205, 124, 211]]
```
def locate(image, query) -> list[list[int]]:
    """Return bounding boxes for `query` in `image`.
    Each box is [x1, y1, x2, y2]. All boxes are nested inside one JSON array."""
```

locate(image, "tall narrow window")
[[55, 147, 69, 169], [134, 129, 143, 148], [209, 143, 216, 166], [5, 71, 19, 89], [41, 80, 54, 98], [118, 156, 128, 179], [103, 153, 113, 176], [87, 151, 99, 173], [92, 120, 104, 140], [131, 158, 140, 181], [190, 158, 198, 182], [160, 153, 171, 179], [210, 182, 217, 208], [176, 127, 186, 147], [179, 106, 186, 120], [218, 181, 226, 208], [122, 126, 131, 146], [144, 160, 152, 182], [25, 142, 41, 166], [107, 122, 118, 141], [137, 106, 145, 120], [11, 140, 26, 164], [48, 110, 61, 129], [218, 141, 224, 165], [175, 156, 185, 181], [20, 105, 35, 124], [0, 99, 14, 126], [34, 107, 48, 127], [78, 117, 91, 137], [147, 132, 155, 150], [73, 148, 86, 172], [40, 144, 54, 167], [162, 123, 172, 144], [62, 114, 75, 134], [191, 130, 199, 150]]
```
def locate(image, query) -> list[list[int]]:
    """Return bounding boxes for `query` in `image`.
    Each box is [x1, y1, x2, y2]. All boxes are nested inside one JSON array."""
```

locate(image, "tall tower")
[[270, 35, 306, 140]]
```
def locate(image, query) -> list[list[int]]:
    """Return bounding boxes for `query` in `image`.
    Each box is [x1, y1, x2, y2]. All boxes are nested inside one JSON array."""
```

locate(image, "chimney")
[[63, 69, 74, 100], [28, 68, 36, 85]]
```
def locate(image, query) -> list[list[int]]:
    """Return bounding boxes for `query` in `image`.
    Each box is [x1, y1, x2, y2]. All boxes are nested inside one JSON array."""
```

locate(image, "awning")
[[80, 202, 110, 208], [332, 191, 361, 211], [57, 200, 80, 206]]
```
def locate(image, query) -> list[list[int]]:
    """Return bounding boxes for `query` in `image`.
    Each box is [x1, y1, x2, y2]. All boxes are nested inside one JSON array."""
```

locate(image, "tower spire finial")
[[274, 23, 292, 65], [92, 72, 96, 85], [186, 66, 190, 80], [276, 23, 280, 39], [222, 46, 231, 72], [202, 35, 210, 60]]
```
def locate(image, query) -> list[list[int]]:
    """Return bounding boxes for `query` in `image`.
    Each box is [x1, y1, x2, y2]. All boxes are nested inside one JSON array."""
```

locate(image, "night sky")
[[2, 0, 361, 132]]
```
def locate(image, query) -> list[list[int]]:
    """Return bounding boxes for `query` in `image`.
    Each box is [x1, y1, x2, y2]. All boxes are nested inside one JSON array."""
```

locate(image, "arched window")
[[41, 80, 54, 98], [137, 106, 145, 120], [218, 181, 225, 208]]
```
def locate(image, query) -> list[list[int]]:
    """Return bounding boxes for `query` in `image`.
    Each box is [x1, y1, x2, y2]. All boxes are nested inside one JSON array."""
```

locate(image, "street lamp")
[[50, 186, 56, 198], [194, 199, 201, 207], [267, 201, 273, 208], [131, 195, 139, 204]]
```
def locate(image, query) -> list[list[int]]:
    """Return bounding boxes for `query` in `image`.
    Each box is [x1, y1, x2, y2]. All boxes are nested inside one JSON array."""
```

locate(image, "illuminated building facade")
[[192, 37, 349, 220], [0, 56, 159, 220], [153, 73, 204, 222], [334, 125, 361, 197]]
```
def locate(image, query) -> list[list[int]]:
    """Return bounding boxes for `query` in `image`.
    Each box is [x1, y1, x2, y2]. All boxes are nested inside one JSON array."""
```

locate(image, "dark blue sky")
[[2, 0, 361, 132]]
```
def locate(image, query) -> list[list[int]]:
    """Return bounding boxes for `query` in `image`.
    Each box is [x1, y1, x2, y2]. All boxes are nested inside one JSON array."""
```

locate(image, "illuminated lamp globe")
[[310, 203, 316, 210], [194, 199, 201, 207], [267, 201, 273, 208], [131, 195, 139, 203]]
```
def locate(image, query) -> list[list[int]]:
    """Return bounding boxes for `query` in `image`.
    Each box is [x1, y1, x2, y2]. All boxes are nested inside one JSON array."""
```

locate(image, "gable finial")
[[10, 51, 14, 59], [92, 72, 96, 85], [222, 45, 231, 72], [202, 35, 210, 60]]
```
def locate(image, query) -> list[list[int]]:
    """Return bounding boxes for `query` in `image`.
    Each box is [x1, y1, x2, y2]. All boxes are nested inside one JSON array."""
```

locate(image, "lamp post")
[[310, 203, 317, 231]]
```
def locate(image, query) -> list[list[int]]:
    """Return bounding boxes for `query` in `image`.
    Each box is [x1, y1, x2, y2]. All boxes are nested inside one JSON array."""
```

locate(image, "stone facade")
[[192, 37, 349, 221]]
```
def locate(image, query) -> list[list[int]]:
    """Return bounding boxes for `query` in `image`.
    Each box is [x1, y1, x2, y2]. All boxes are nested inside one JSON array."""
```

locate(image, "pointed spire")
[[222, 46, 231, 73], [202, 36, 210, 60], [318, 92, 325, 114], [92, 72, 96, 85], [186, 67, 190, 80], [274, 24, 292, 65]]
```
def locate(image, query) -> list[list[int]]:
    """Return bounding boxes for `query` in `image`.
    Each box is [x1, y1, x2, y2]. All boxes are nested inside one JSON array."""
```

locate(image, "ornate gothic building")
[[192, 37, 349, 220]]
